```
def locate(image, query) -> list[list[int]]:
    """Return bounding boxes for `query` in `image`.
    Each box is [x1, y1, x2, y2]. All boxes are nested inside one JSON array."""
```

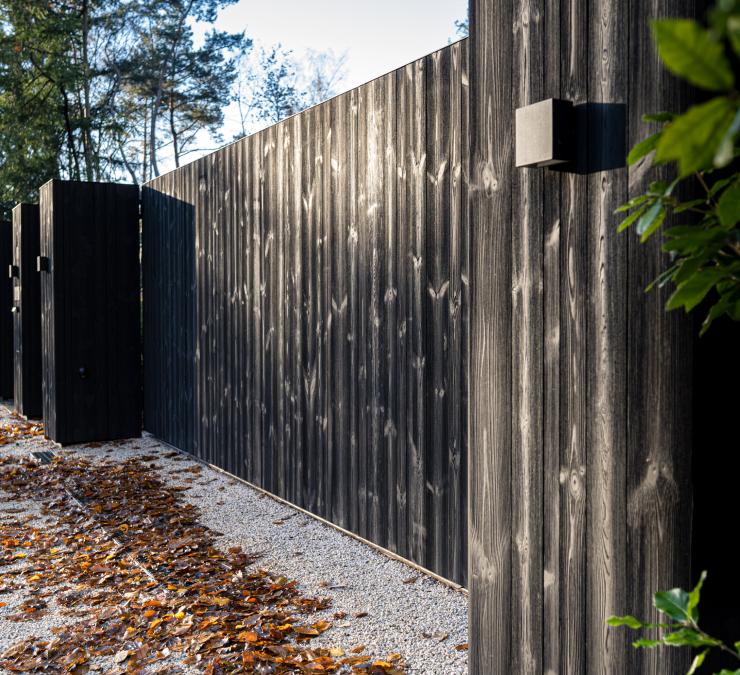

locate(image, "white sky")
[[179, 0, 468, 166], [213, 0, 468, 83]]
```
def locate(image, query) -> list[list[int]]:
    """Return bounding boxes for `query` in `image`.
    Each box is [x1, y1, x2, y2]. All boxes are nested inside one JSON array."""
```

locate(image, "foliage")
[[118, 0, 249, 177], [298, 48, 348, 108], [454, 18, 469, 38], [0, 0, 127, 214], [0, 0, 250, 209], [233, 45, 348, 138], [252, 45, 304, 125], [608, 572, 740, 674], [616, 1, 740, 334]]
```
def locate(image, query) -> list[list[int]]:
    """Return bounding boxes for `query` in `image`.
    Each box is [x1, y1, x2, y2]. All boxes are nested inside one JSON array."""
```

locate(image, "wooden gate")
[[39, 180, 142, 445], [10, 203, 42, 419]]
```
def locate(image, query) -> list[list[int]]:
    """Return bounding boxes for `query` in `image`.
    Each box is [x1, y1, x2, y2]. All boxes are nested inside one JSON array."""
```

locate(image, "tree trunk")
[[80, 0, 95, 181], [169, 95, 180, 168], [60, 86, 81, 181]]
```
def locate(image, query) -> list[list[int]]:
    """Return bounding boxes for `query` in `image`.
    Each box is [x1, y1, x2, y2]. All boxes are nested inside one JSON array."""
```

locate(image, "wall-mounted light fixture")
[[515, 98, 574, 168]]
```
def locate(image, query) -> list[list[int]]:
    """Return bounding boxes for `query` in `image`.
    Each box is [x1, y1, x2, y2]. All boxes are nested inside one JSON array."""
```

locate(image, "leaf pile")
[[0, 416, 45, 446], [0, 452, 405, 673]]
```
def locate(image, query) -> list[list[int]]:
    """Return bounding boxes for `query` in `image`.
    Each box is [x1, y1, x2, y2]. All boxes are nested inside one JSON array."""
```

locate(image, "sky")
[[183, 0, 468, 164]]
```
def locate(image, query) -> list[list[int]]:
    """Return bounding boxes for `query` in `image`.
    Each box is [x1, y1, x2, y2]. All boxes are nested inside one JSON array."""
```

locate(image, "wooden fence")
[[11, 203, 42, 419], [39, 180, 142, 445], [143, 39, 470, 585], [0, 220, 12, 399], [468, 0, 700, 672]]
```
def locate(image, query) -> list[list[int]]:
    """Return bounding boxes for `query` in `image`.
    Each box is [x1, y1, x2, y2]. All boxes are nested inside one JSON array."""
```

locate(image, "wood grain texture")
[[469, 0, 514, 670], [586, 0, 628, 671], [142, 41, 469, 585], [511, 0, 545, 671], [39, 180, 141, 445], [0, 220, 12, 399], [625, 0, 698, 672], [11, 204, 43, 418], [470, 0, 700, 671], [542, 0, 562, 672]]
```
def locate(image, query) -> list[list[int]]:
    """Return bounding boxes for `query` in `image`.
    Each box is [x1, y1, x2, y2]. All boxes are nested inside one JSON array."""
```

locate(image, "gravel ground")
[[0, 403, 468, 674]]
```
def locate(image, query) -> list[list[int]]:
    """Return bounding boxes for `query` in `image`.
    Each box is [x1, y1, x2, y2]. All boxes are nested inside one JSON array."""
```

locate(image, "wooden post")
[[11, 203, 43, 419], [469, 0, 697, 672], [0, 221, 12, 400]]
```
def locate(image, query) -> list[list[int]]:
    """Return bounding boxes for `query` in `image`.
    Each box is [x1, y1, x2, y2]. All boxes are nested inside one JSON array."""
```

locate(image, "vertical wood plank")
[[383, 71, 399, 554], [542, 0, 562, 669], [511, 0, 544, 671], [366, 76, 385, 547], [425, 47, 451, 575], [0, 220, 14, 400], [625, 0, 695, 672], [469, 0, 514, 671], [586, 0, 629, 671], [321, 103, 333, 519], [408, 57, 427, 569], [330, 93, 350, 529]]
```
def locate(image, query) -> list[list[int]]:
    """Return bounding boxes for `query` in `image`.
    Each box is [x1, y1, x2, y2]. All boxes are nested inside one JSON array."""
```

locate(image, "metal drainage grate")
[[30, 450, 55, 465]]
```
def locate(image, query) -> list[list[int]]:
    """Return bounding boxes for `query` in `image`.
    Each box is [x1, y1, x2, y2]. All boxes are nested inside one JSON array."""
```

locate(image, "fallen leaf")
[[113, 649, 129, 663]]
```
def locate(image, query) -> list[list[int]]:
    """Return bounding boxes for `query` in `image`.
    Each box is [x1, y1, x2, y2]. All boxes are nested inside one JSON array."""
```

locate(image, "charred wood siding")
[[39, 180, 142, 445], [0, 221, 12, 399], [143, 40, 469, 585], [469, 0, 699, 672], [11, 204, 42, 419]]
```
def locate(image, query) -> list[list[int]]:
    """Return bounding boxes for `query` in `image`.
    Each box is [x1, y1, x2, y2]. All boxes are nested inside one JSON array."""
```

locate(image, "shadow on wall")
[[141, 186, 197, 456], [692, 313, 740, 672], [551, 102, 627, 175]]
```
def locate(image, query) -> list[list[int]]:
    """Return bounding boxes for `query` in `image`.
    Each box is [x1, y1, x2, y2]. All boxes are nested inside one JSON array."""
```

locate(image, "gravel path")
[[0, 404, 468, 674]]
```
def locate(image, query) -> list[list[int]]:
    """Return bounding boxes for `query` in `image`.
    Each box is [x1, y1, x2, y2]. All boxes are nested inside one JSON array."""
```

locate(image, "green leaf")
[[654, 587, 692, 621], [607, 615, 644, 629], [663, 628, 720, 648], [728, 15, 740, 57], [687, 570, 707, 621], [666, 268, 726, 312], [687, 649, 708, 675], [672, 256, 707, 285], [647, 264, 679, 292], [673, 199, 707, 213], [628, 132, 662, 165], [643, 111, 676, 123], [734, 639, 740, 656], [656, 97, 738, 177], [718, 180, 740, 227], [633, 638, 663, 648], [663, 227, 723, 254], [710, 177, 734, 198], [616, 194, 652, 213], [637, 202, 667, 242], [649, 179, 670, 194], [651, 19, 734, 91], [618, 203, 649, 232], [714, 108, 740, 168], [716, 670, 740, 675]]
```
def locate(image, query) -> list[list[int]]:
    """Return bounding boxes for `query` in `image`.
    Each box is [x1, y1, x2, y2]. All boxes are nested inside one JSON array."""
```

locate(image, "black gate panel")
[[39, 180, 141, 444], [0, 220, 12, 400], [11, 203, 42, 419]]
